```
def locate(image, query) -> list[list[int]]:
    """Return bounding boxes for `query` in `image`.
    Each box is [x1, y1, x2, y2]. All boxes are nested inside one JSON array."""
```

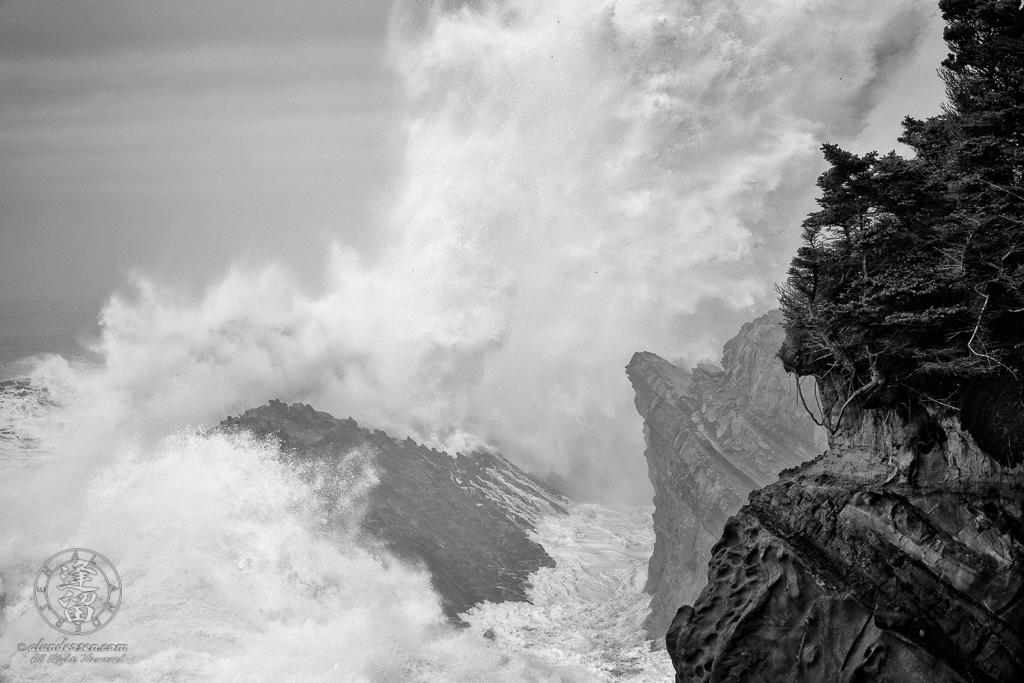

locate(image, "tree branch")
[[829, 378, 881, 433], [794, 375, 826, 429]]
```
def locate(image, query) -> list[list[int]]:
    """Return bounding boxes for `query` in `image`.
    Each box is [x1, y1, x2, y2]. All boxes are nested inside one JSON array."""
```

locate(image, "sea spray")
[[0, 382, 600, 682], [15, 0, 938, 504], [0, 0, 945, 679]]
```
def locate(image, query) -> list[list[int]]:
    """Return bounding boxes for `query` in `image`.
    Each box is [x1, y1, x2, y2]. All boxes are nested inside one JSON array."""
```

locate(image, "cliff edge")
[[667, 405, 1024, 682], [626, 311, 824, 642]]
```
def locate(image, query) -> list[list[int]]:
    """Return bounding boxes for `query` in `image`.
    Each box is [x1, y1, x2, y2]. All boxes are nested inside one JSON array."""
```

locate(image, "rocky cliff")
[[667, 404, 1024, 682], [220, 400, 567, 622], [626, 310, 824, 642]]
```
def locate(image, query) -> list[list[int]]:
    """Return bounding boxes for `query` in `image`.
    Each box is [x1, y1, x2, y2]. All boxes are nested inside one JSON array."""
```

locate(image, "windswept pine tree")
[[777, 0, 1023, 463]]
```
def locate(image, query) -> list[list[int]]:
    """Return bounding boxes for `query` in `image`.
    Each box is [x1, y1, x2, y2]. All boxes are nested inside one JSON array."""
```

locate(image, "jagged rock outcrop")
[[627, 311, 825, 642], [220, 400, 567, 621], [668, 405, 1024, 682]]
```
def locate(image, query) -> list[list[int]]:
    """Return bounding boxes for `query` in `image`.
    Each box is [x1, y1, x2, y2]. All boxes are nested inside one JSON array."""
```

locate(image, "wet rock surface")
[[627, 311, 823, 641], [220, 400, 567, 622], [668, 409, 1024, 682]]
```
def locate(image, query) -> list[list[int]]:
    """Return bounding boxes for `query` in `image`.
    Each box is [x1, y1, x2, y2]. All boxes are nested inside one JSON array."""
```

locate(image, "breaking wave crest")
[[0, 374, 606, 681], [6, 0, 934, 503]]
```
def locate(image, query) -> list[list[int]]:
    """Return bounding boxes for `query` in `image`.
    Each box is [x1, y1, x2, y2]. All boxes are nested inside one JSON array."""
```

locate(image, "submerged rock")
[[668, 406, 1024, 682], [627, 310, 824, 642], [220, 400, 567, 622]]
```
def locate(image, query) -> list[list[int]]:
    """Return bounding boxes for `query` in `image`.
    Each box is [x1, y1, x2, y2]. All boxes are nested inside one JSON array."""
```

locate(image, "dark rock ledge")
[[668, 407, 1024, 682], [220, 400, 567, 623]]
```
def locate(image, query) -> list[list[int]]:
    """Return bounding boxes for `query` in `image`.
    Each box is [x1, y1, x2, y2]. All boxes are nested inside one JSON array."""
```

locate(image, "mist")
[[3, 0, 946, 503]]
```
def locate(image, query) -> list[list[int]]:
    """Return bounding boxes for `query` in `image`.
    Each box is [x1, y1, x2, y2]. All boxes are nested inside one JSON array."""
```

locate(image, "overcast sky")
[[0, 0, 402, 306]]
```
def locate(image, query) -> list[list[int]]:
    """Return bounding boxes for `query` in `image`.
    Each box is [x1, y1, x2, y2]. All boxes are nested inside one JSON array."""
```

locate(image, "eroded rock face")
[[627, 311, 824, 641], [220, 400, 567, 622], [668, 408, 1024, 682]]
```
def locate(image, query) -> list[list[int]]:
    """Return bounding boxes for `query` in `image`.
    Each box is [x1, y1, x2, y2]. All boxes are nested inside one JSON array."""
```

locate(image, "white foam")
[[463, 504, 675, 682], [0, 381, 608, 682]]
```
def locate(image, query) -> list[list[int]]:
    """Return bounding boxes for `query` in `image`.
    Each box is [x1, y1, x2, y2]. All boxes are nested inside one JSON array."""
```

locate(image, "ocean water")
[[0, 348, 671, 682], [0, 279, 667, 683], [0, 0, 937, 678], [0, 296, 103, 377]]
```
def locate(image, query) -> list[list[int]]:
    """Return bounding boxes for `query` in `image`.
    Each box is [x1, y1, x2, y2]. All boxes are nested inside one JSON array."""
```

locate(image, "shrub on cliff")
[[777, 0, 1023, 459]]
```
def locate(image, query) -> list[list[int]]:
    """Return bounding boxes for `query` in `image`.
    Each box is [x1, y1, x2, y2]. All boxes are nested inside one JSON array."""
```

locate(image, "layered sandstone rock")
[[627, 311, 824, 642], [220, 400, 567, 622], [668, 406, 1024, 682]]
